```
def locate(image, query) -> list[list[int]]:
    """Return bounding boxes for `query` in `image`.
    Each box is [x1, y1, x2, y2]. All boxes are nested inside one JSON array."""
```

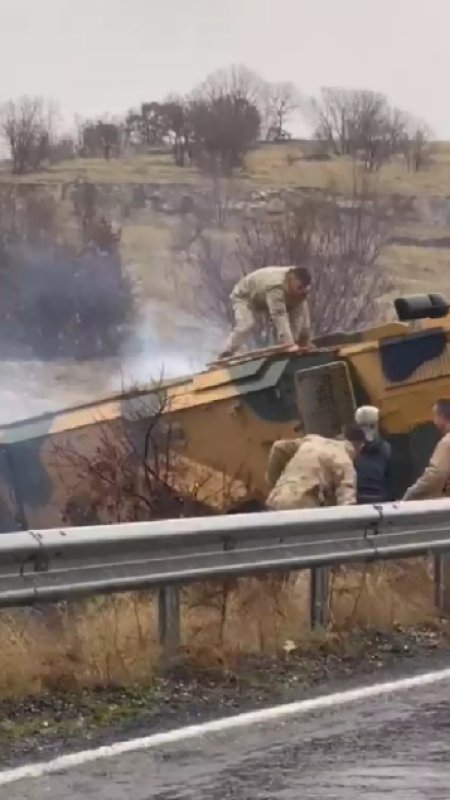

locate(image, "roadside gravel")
[[2, 624, 450, 770]]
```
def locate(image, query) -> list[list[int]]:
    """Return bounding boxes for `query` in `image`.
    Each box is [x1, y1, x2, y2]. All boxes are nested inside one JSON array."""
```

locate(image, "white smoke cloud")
[[0, 298, 227, 426]]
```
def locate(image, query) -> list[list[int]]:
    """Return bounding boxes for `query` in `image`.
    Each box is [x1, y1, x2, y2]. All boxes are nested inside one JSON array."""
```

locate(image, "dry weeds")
[[4, 142, 450, 195], [0, 559, 436, 700]]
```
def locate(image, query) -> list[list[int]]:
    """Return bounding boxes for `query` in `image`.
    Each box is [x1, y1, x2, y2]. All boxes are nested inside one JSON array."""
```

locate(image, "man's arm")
[[403, 435, 450, 500], [265, 288, 295, 345], [380, 439, 395, 501], [266, 439, 301, 488], [289, 300, 311, 346], [334, 454, 357, 505]]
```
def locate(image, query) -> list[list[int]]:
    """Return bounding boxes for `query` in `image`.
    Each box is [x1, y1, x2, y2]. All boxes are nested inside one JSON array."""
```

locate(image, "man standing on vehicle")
[[218, 265, 312, 359], [265, 424, 366, 511], [403, 398, 450, 500]]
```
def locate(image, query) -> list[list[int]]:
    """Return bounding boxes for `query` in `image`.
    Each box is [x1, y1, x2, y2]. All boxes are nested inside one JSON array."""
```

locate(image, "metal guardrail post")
[[434, 555, 450, 614], [158, 586, 181, 663], [309, 566, 330, 628], [3, 500, 450, 620]]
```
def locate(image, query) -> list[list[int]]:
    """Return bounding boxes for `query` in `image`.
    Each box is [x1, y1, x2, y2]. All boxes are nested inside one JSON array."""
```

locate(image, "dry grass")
[[120, 219, 176, 302], [4, 143, 450, 195], [244, 144, 450, 195], [0, 560, 436, 699], [0, 155, 202, 185], [381, 244, 450, 296], [2, 142, 450, 305]]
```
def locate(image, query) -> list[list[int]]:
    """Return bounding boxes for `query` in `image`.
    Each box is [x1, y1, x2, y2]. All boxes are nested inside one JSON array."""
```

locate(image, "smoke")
[[0, 242, 134, 361], [112, 298, 226, 387], [0, 228, 226, 426], [0, 297, 226, 426]]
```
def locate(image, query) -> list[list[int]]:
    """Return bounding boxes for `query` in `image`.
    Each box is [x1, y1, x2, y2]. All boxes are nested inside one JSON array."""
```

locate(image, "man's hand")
[[296, 338, 317, 351]]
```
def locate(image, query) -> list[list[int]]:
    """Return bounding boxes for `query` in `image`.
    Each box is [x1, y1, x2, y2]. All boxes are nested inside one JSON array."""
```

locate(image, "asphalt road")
[[3, 673, 450, 800]]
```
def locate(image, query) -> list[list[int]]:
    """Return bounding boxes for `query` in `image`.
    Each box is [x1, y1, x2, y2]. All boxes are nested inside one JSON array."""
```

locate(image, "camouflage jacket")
[[266, 434, 357, 511], [403, 431, 450, 500], [231, 266, 311, 346]]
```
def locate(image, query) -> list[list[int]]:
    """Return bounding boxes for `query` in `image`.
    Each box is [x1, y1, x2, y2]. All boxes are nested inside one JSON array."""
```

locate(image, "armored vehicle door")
[[294, 361, 356, 437]]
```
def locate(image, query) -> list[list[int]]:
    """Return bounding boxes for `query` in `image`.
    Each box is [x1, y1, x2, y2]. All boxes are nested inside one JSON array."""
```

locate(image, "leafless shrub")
[[0, 96, 59, 174], [179, 175, 395, 339], [48, 135, 77, 164], [55, 387, 247, 527], [262, 81, 303, 141], [125, 98, 193, 166], [80, 118, 122, 160], [189, 96, 260, 175], [53, 385, 261, 644], [309, 88, 407, 171], [238, 188, 394, 335], [197, 64, 265, 108], [399, 116, 435, 172]]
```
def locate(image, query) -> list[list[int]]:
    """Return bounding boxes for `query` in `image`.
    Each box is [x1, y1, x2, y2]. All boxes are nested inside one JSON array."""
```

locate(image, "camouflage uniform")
[[266, 434, 357, 511], [403, 432, 450, 500], [224, 267, 311, 354]]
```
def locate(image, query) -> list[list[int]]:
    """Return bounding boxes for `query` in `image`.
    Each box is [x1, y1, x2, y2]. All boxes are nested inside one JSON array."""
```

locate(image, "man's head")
[[355, 405, 380, 442], [286, 266, 311, 300], [342, 422, 367, 458], [432, 399, 450, 434]]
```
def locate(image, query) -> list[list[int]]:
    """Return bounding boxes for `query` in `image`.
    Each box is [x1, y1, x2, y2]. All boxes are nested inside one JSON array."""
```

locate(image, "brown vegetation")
[[4, 388, 424, 702], [0, 66, 444, 705], [0, 559, 436, 698], [175, 173, 395, 340], [309, 87, 433, 172], [0, 65, 435, 180]]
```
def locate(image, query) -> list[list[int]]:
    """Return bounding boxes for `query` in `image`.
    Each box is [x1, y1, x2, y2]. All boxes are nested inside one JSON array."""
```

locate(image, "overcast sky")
[[1, 0, 449, 136]]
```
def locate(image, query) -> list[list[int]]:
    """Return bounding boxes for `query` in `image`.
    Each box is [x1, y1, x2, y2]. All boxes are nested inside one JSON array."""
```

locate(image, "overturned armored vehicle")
[[0, 292, 448, 531]]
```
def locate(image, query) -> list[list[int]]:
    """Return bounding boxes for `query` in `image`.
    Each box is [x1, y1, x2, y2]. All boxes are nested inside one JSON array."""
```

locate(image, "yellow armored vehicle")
[[0, 292, 449, 531]]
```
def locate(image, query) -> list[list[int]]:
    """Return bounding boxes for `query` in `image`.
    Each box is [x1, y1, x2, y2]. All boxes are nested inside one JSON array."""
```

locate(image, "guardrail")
[[2, 499, 450, 659]]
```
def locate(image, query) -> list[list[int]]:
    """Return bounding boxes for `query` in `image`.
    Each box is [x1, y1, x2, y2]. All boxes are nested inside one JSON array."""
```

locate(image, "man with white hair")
[[353, 405, 392, 504]]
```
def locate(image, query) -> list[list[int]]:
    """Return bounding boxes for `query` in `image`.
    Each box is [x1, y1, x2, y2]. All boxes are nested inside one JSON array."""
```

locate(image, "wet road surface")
[[3, 674, 450, 799]]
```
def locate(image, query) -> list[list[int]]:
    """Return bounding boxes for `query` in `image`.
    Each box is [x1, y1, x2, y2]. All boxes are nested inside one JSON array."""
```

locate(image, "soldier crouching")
[[265, 424, 366, 588]]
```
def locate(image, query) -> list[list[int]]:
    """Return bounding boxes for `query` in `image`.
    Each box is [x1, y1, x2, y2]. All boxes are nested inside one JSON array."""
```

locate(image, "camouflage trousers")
[[224, 297, 259, 354], [266, 494, 321, 587]]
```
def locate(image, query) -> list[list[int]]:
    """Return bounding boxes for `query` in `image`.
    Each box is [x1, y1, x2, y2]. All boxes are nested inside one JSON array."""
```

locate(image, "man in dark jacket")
[[354, 406, 392, 504]]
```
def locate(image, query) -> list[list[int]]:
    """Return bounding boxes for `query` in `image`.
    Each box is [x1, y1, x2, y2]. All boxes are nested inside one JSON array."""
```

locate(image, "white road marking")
[[1, 667, 450, 786]]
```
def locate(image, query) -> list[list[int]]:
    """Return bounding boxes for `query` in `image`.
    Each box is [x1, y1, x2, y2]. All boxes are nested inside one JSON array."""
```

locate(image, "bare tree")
[[48, 135, 77, 164], [263, 81, 302, 141], [0, 96, 58, 174], [80, 119, 121, 159], [237, 183, 393, 336], [310, 87, 406, 170], [188, 94, 260, 175], [125, 102, 168, 148], [399, 116, 434, 172], [189, 65, 264, 174], [196, 64, 265, 108], [160, 95, 193, 166], [177, 176, 398, 342]]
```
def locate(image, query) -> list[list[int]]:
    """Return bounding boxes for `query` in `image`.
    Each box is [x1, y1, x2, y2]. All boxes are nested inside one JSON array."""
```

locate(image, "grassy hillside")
[[2, 142, 450, 195], [2, 141, 450, 344], [2, 142, 450, 299]]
